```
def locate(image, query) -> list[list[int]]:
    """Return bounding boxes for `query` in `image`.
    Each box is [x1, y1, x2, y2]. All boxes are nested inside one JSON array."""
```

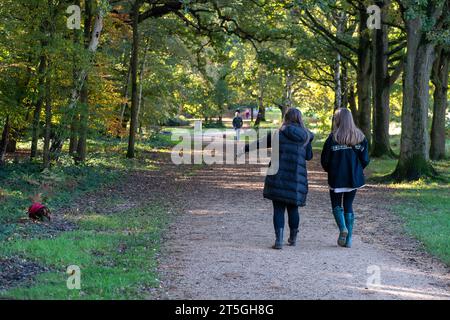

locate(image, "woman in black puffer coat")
[[246, 108, 314, 249]]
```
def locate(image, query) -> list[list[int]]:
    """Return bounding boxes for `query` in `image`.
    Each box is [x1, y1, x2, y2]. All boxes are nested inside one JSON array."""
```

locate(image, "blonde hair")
[[332, 108, 365, 146]]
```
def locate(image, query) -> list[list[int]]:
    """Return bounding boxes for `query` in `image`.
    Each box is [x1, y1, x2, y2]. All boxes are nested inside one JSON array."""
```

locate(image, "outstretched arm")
[[244, 132, 272, 153], [306, 141, 313, 161], [305, 132, 314, 161]]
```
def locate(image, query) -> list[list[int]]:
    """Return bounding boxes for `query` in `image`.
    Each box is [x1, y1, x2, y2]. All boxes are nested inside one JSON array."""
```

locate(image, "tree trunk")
[[341, 62, 349, 109], [6, 132, 17, 153], [119, 54, 132, 136], [281, 70, 294, 118], [348, 85, 358, 124], [258, 71, 266, 121], [137, 41, 149, 127], [430, 48, 449, 160], [70, 0, 81, 156], [127, 0, 141, 159], [0, 116, 11, 166], [122, 103, 130, 130], [75, 0, 94, 163], [393, 18, 436, 180], [75, 83, 88, 162], [334, 53, 342, 110], [285, 71, 294, 110], [357, 5, 372, 141], [69, 116, 79, 155], [31, 55, 47, 159], [371, 0, 393, 157], [43, 76, 52, 169], [333, 12, 346, 110]]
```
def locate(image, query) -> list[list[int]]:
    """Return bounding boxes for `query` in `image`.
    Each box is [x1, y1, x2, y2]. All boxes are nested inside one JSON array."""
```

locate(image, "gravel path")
[[157, 154, 450, 300]]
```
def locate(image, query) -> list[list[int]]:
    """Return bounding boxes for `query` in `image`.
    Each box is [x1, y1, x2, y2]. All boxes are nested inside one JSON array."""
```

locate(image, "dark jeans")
[[272, 201, 299, 230], [329, 189, 357, 213]]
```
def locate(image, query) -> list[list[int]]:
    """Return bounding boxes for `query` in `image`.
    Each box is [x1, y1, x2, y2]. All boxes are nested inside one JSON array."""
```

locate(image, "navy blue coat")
[[263, 125, 314, 207], [232, 116, 243, 129], [320, 134, 370, 189]]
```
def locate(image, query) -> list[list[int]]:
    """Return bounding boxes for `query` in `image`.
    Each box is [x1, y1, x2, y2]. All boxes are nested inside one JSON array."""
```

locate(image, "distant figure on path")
[[232, 110, 243, 141], [245, 109, 250, 120], [321, 108, 370, 248]]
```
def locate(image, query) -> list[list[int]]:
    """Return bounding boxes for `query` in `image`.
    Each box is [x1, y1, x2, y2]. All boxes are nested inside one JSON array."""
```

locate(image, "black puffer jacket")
[[263, 124, 313, 207]]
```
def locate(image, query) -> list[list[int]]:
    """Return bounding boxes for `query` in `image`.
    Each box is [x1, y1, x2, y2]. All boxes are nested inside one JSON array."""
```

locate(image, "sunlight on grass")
[[0, 133, 179, 299], [0, 134, 171, 225], [393, 188, 450, 265], [0, 203, 170, 300], [366, 157, 397, 178], [368, 154, 450, 266]]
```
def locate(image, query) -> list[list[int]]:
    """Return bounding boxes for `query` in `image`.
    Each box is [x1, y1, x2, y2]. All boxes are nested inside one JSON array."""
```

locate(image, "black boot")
[[272, 228, 283, 250], [288, 229, 299, 246]]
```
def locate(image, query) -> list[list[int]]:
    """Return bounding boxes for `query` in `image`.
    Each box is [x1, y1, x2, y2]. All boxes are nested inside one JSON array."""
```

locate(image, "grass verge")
[[0, 134, 178, 299], [0, 203, 169, 299], [367, 156, 450, 266]]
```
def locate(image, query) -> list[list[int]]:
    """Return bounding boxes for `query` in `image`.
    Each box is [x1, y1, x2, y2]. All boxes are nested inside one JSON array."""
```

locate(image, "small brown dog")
[[28, 203, 51, 222]]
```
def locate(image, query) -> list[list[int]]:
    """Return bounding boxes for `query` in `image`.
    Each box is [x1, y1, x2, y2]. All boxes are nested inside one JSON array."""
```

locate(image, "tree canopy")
[[0, 0, 448, 180]]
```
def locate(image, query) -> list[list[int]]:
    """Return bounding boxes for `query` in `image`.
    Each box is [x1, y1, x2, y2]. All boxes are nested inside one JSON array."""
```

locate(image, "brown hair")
[[332, 108, 365, 146], [282, 108, 311, 144]]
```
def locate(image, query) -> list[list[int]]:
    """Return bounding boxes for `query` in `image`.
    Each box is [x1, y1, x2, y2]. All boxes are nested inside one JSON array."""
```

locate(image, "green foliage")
[[145, 133, 179, 149]]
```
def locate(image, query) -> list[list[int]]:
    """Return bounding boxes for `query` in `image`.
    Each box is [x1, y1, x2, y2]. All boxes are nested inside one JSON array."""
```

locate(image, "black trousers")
[[272, 201, 299, 230], [329, 189, 357, 213]]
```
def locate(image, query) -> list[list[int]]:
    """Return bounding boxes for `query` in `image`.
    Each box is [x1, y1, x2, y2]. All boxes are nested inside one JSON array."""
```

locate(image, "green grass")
[[257, 109, 282, 129], [393, 182, 450, 265], [367, 151, 450, 266], [264, 109, 282, 122], [0, 160, 122, 227], [0, 136, 174, 228], [0, 134, 178, 299], [0, 203, 169, 299]]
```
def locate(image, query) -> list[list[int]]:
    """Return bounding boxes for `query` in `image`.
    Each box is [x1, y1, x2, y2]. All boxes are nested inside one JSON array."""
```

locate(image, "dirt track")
[[156, 153, 450, 300]]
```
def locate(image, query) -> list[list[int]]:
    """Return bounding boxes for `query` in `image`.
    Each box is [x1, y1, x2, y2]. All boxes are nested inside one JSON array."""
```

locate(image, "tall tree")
[[125, 0, 277, 157], [43, 69, 52, 168], [69, 0, 82, 156], [393, 0, 449, 180], [430, 47, 449, 160], [126, 0, 142, 159], [333, 12, 346, 110], [30, 55, 47, 159], [0, 116, 10, 166], [299, 3, 373, 138], [371, 0, 404, 157], [75, 0, 94, 162], [356, 3, 372, 141]]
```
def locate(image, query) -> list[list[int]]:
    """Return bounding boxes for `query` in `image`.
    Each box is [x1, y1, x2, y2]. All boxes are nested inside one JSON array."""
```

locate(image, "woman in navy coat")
[[247, 108, 314, 249], [321, 108, 370, 248]]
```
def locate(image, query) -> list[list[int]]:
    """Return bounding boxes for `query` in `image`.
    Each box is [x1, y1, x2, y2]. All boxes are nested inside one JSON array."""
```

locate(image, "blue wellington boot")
[[344, 212, 354, 248], [332, 206, 348, 247], [288, 228, 299, 246], [273, 228, 284, 250]]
